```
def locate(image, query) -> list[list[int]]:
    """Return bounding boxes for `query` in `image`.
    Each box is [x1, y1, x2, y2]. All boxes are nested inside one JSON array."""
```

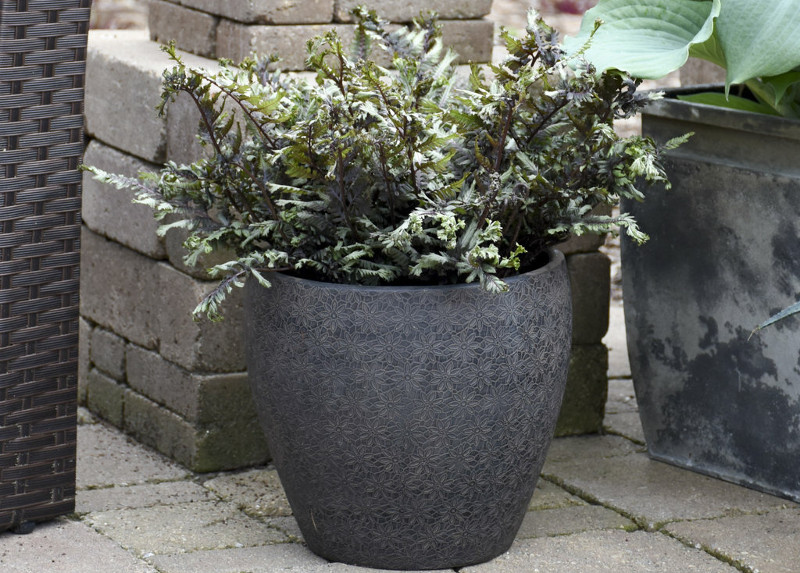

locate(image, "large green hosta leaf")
[[566, 0, 800, 88], [563, 0, 721, 79], [564, 0, 800, 117], [746, 70, 800, 117], [717, 0, 800, 87]]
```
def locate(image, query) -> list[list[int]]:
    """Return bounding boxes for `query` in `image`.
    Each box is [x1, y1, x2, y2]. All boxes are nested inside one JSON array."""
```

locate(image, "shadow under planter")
[[622, 87, 800, 502], [246, 249, 572, 570]]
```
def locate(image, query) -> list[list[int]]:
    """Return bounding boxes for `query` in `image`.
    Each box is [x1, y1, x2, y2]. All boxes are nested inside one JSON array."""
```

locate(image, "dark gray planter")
[[245, 249, 572, 570], [622, 87, 800, 501]]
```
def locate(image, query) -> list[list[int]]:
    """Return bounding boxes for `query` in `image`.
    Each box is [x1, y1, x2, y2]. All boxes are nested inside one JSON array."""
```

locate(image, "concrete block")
[[334, 0, 493, 22], [155, 262, 247, 372], [439, 19, 494, 63], [193, 412, 271, 472], [123, 350, 268, 471], [125, 344, 252, 423], [169, 0, 334, 24], [85, 30, 220, 163], [78, 317, 92, 405], [82, 140, 166, 259], [567, 252, 610, 344], [165, 90, 211, 167], [80, 226, 245, 371], [216, 19, 492, 68], [557, 232, 606, 255], [91, 327, 127, 380], [126, 344, 200, 420], [149, 0, 219, 58], [80, 226, 159, 350], [85, 30, 168, 163], [86, 368, 126, 427], [216, 20, 347, 68], [123, 389, 198, 469], [195, 371, 256, 426], [555, 343, 608, 436], [81, 227, 244, 371], [163, 219, 238, 280], [122, 387, 269, 472]]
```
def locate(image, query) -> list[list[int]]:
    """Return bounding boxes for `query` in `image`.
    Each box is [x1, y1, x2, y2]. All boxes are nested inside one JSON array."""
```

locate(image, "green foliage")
[[564, 0, 800, 118], [86, 8, 674, 320]]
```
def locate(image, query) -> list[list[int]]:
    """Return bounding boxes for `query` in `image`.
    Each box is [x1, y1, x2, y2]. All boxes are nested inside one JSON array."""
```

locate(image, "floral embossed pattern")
[[245, 250, 572, 569]]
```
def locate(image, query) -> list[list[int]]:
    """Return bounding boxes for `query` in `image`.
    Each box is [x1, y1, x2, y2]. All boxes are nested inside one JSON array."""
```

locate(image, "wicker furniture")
[[0, 0, 92, 532]]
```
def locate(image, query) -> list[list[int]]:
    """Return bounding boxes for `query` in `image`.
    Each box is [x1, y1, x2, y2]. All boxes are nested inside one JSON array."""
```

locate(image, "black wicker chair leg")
[[0, 0, 93, 532], [12, 521, 37, 535]]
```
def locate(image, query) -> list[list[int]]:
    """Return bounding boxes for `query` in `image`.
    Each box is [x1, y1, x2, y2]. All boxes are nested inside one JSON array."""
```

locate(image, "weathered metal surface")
[[622, 88, 800, 501]]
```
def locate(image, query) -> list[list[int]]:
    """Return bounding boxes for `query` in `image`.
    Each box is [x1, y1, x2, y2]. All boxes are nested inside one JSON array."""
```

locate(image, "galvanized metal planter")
[[622, 87, 800, 501], [245, 250, 572, 570]]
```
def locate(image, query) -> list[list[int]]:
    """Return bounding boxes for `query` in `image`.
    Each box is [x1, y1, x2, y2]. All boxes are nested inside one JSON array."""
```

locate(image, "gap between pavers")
[[0, 519, 157, 573], [203, 468, 292, 518], [542, 436, 796, 528], [459, 529, 739, 573], [663, 508, 800, 573], [77, 422, 190, 489], [603, 378, 646, 444], [528, 479, 586, 511], [84, 501, 289, 556], [76, 480, 213, 515], [517, 505, 635, 540]]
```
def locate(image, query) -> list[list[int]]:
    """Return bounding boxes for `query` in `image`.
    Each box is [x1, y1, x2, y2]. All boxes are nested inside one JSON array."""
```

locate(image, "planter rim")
[[261, 247, 565, 293], [644, 84, 800, 139]]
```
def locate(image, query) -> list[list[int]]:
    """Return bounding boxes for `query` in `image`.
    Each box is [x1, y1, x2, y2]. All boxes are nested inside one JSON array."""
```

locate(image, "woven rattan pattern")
[[0, 0, 91, 531]]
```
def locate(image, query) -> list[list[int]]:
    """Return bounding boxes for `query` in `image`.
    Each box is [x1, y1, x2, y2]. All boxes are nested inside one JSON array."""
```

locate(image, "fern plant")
[[86, 8, 682, 319]]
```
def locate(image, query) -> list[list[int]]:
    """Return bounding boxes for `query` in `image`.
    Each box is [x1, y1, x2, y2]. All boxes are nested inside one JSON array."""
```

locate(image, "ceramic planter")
[[622, 87, 800, 501], [245, 249, 572, 570]]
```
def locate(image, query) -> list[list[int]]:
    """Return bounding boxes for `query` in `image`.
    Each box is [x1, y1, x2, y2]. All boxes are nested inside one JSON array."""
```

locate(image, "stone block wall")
[[680, 58, 726, 87], [147, 0, 495, 66], [79, 4, 611, 471], [554, 233, 611, 436], [80, 30, 269, 472]]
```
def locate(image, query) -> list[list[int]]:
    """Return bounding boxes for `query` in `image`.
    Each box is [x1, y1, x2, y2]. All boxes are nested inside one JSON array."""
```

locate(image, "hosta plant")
[[87, 9, 680, 320], [564, 0, 800, 118], [564, 0, 800, 328]]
